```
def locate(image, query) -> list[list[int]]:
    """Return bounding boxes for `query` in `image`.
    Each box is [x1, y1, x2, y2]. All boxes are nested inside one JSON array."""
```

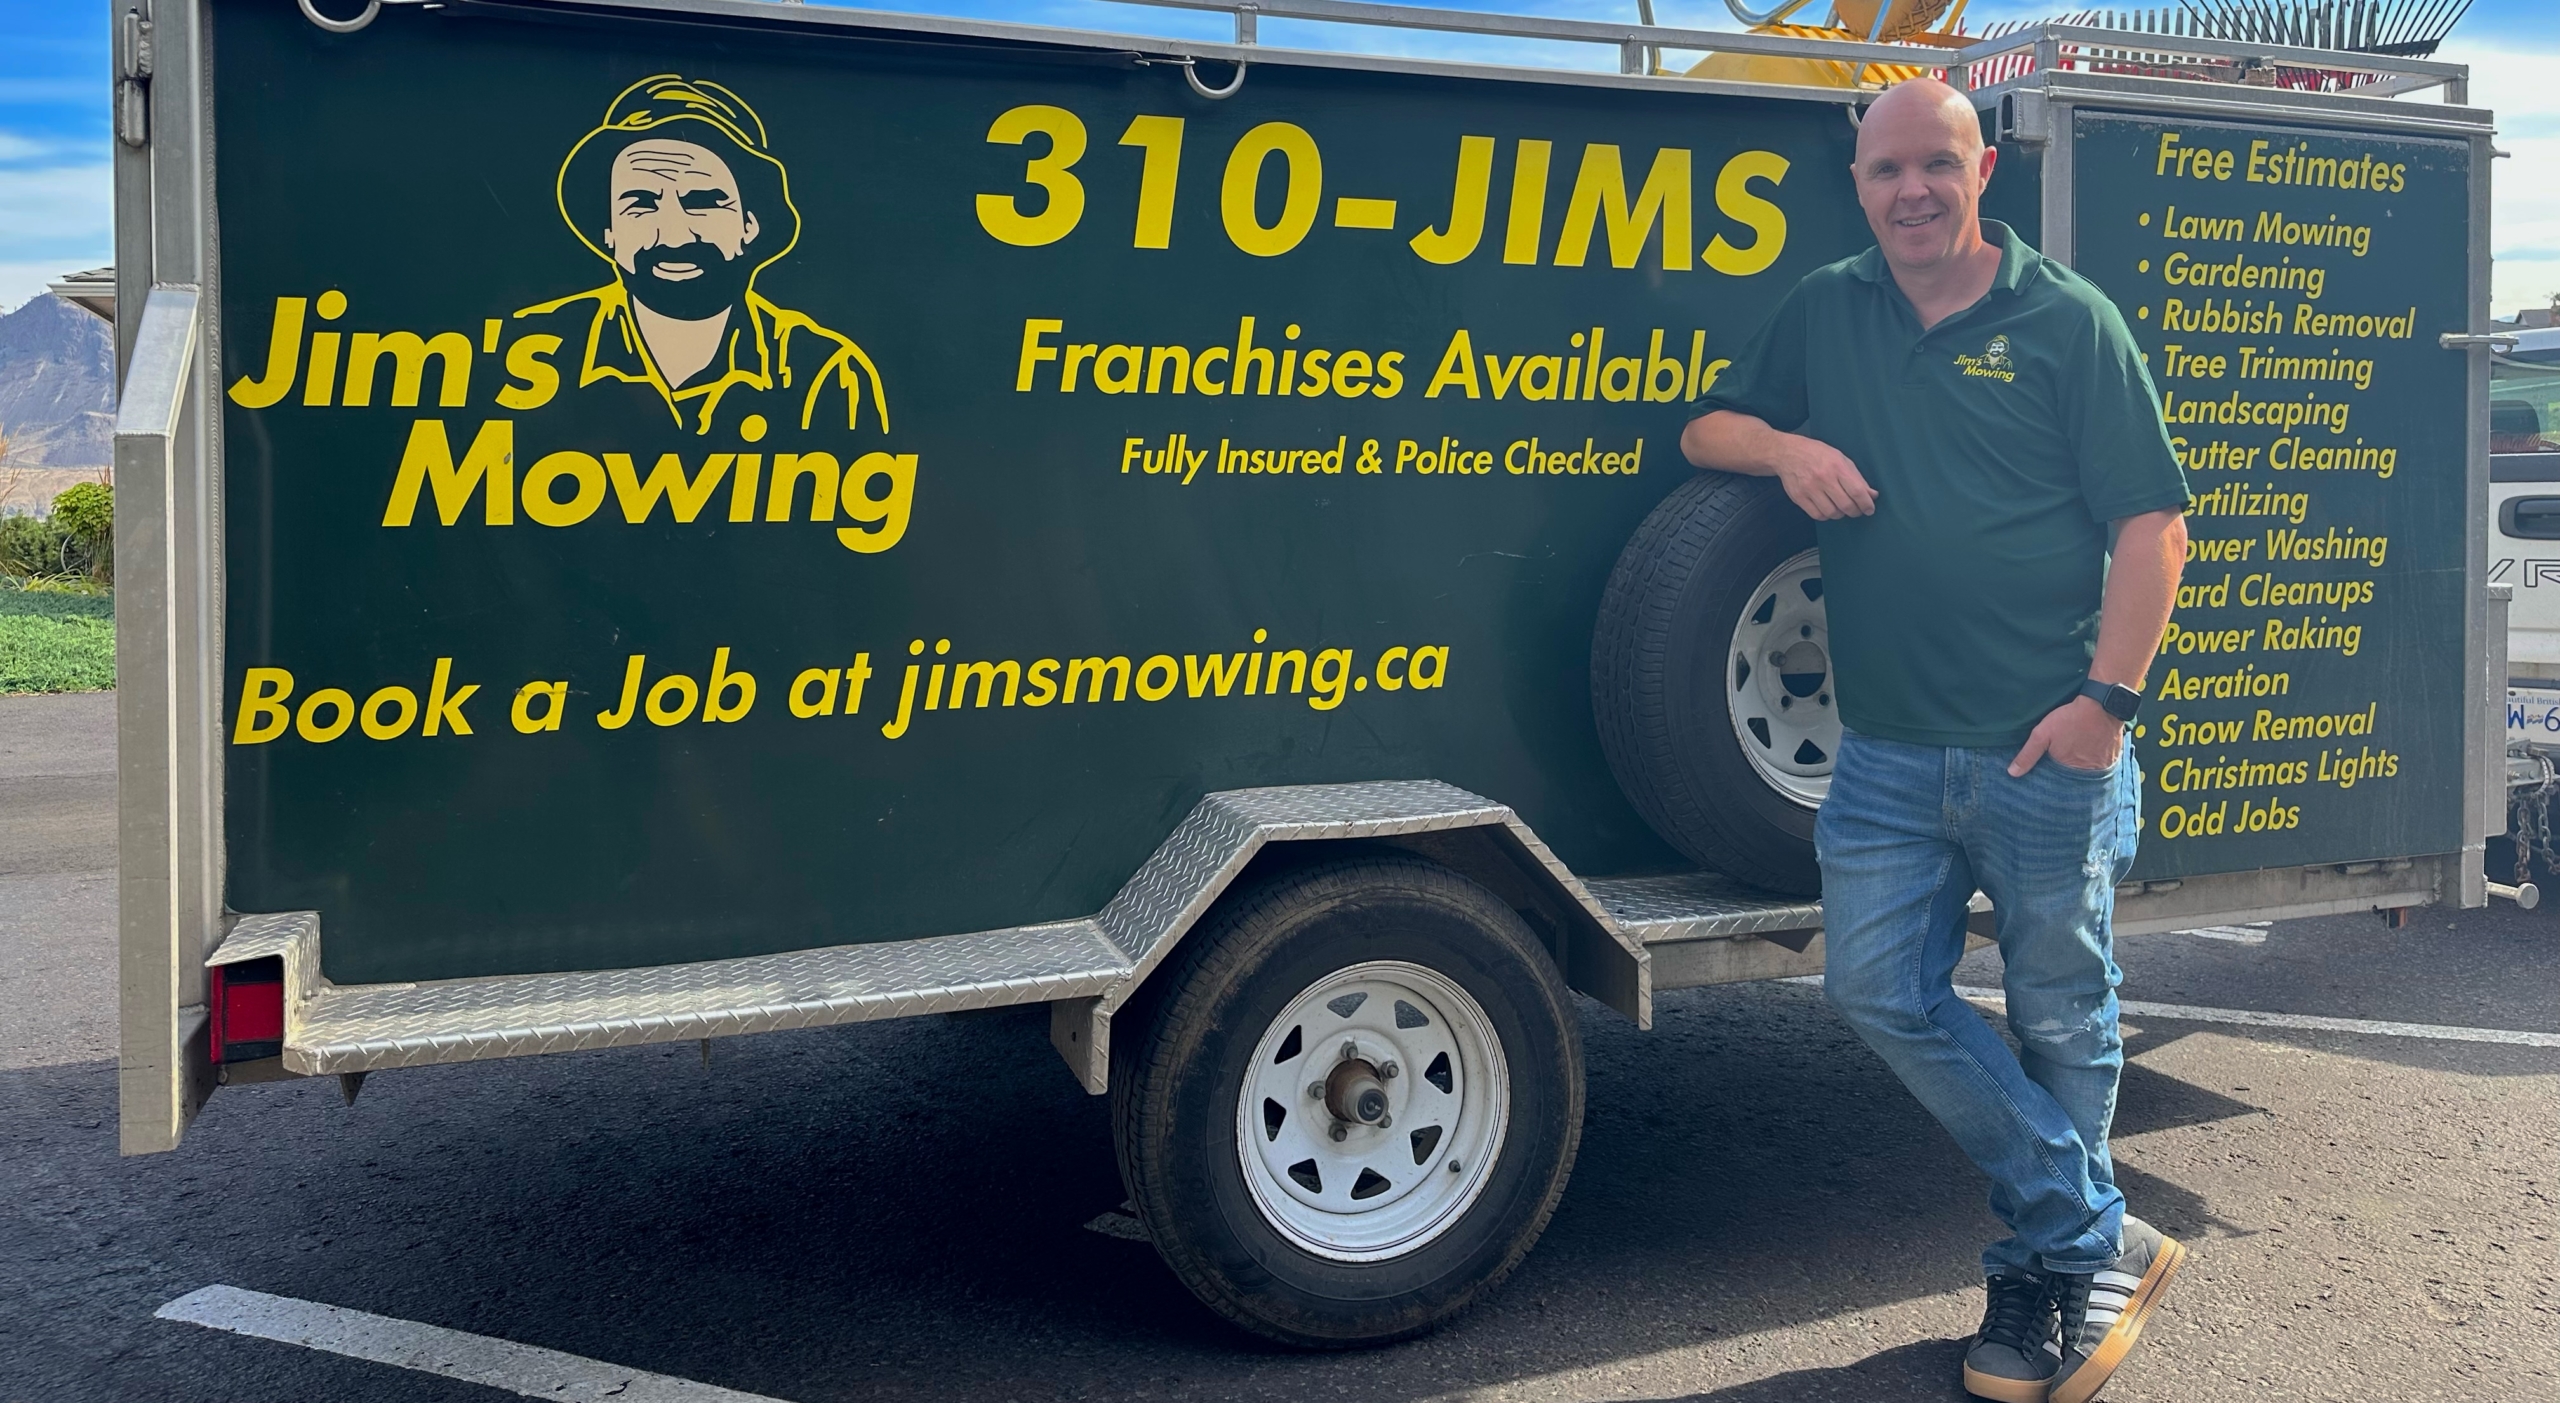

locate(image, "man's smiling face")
[[602, 137, 762, 320], [1850, 83, 1996, 276]]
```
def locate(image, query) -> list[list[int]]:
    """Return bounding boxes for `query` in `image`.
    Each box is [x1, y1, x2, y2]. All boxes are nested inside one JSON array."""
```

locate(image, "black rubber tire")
[[1111, 855, 1584, 1348], [1591, 472, 1823, 894]]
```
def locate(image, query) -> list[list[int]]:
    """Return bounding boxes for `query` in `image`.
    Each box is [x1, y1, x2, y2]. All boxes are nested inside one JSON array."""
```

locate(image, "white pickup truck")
[[2491, 325, 2560, 885]]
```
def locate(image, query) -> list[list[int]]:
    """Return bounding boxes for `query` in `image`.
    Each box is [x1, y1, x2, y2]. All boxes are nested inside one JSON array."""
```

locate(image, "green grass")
[[0, 586, 115, 693]]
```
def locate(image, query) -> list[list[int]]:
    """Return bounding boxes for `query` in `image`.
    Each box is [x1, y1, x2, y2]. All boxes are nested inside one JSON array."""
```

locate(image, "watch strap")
[[2078, 678, 2141, 722]]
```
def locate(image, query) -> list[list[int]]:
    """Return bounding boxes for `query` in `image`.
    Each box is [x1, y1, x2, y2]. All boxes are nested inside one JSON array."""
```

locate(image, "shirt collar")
[[579, 283, 781, 432], [1849, 219, 2039, 294]]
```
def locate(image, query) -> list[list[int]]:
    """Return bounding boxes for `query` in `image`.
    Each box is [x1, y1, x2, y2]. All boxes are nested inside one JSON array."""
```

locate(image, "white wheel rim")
[[1235, 960, 1509, 1263], [1726, 548, 1836, 809]]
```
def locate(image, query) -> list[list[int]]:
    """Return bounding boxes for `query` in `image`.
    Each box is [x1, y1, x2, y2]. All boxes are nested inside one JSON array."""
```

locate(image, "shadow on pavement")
[[0, 986, 2084, 1402], [5, 963, 2540, 1402], [1654, 1339, 1971, 1401]]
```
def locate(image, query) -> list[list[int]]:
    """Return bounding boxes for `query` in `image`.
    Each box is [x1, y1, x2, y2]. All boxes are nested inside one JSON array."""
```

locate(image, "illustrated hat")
[[556, 75, 800, 276]]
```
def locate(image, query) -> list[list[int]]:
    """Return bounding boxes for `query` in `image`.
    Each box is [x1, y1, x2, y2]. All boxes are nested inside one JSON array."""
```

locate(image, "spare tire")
[[1591, 473, 1832, 894]]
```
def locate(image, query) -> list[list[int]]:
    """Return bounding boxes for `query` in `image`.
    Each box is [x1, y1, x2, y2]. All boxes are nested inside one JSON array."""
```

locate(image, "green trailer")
[[112, 0, 2504, 1344]]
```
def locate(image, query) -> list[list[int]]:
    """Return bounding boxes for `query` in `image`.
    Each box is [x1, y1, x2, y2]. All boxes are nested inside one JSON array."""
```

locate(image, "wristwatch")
[[2078, 678, 2143, 723]]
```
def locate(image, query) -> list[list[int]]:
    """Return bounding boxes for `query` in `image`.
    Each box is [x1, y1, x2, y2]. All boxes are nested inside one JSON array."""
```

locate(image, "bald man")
[[1685, 80, 2190, 1403]]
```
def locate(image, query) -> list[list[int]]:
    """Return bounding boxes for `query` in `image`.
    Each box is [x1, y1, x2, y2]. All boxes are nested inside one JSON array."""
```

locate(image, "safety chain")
[[2510, 750, 2557, 886]]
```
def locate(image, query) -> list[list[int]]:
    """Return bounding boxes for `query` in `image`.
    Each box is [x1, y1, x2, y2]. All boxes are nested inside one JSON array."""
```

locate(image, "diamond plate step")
[[1587, 871, 1826, 946], [271, 919, 1130, 1076]]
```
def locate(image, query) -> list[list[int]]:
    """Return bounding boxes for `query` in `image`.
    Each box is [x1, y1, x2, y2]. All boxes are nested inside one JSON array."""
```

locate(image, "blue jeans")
[[1815, 728, 2141, 1277]]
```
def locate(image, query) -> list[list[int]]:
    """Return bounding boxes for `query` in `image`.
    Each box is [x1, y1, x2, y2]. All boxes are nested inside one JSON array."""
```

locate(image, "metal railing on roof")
[[1102, 0, 2469, 95]]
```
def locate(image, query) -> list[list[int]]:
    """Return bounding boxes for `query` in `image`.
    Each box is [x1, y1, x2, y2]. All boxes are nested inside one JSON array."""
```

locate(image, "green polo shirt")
[[1700, 220, 2190, 749]]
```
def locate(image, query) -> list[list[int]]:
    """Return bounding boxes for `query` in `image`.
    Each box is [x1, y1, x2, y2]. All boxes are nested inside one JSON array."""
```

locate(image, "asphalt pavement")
[[3, 690, 2553, 1402]]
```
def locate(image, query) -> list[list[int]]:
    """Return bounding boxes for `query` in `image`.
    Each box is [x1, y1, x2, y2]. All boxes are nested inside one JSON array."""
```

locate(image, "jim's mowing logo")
[[226, 74, 917, 554], [1952, 332, 2017, 384]]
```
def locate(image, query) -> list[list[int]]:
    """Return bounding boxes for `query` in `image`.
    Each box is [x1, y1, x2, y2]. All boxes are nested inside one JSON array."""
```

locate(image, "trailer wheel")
[[1113, 856, 1583, 1347], [1592, 472, 1828, 893]]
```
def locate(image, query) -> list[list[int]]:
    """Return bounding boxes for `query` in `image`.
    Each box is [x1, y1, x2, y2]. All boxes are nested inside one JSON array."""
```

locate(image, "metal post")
[[115, 286, 204, 1155], [2039, 97, 2075, 267], [114, 0, 226, 1155], [112, 0, 155, 380], [2458, 129, 2495, 907], [150, 0, 223, 1020]]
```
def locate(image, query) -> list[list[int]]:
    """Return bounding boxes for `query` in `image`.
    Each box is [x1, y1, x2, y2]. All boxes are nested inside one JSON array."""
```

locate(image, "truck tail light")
[[210, 957, 285, 1063]]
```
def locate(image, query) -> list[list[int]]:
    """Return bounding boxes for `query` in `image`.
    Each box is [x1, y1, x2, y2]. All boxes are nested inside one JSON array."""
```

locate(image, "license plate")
[[2509, 687, 2560, 745]]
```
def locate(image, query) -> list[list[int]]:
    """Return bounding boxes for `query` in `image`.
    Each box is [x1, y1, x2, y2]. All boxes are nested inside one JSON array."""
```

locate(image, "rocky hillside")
[[0, 295, 116, 475]]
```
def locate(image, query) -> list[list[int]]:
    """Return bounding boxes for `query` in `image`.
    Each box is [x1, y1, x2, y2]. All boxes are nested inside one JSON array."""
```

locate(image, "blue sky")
[[1, 0, 2553, 316]]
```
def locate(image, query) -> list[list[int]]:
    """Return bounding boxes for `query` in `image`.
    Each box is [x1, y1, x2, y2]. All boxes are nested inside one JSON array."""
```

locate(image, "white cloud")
[[2430, 38, 2560, 319], [0, 132, 62, 162], [0, 260, 104, 317], [0, 160, 111, 250]]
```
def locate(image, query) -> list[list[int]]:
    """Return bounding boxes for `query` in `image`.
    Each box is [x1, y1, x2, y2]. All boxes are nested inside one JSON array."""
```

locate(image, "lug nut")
[[1340, 1040, 1359, 1062], [1308, 1081, 1326, 1100], [1329, 1123, 1349, 1142], [1380, 1061, 1399, 1079], [1379, 1114, 1392, 1129]]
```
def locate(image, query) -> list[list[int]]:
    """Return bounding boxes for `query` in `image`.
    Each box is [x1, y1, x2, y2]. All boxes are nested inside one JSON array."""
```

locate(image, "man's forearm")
[[1682, 410, 1785, 476], [1684, 411, 1879, 519], [2091, 508, 2187, 691]]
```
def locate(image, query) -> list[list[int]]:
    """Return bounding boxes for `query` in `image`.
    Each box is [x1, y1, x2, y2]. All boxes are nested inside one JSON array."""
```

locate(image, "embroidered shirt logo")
[[1952, 333, 2018, 383]]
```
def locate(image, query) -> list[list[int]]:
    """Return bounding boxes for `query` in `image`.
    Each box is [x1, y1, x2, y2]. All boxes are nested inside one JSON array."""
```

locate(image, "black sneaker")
[[2048, 1216, 2187, 1403], [1961, 1273, 2060, 1402]]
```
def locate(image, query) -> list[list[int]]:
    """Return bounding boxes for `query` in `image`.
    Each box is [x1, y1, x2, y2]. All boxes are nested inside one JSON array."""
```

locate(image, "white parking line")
[[157, 1285, 782, 1402], [2178, 923, 2270, 945], [1779, 977, 2560, 1048], [1950, 986, 2560, 1049]]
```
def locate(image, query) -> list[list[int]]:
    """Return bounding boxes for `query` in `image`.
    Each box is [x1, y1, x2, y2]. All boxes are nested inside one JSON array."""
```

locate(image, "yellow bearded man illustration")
[[516, 75, 886, 437]]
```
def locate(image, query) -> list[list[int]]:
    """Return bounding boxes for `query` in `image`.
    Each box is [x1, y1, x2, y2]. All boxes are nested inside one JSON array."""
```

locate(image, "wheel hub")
[[1726, 548, 1836, 808], [1323, 1048, 1392, 1127], [1237, 961, 1510, 1262]]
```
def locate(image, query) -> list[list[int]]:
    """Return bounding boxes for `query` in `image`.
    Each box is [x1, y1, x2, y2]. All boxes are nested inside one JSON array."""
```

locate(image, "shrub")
[[53, 481, 112, 542], [0, 512, 74, 579], [0, 482, 114, 584]]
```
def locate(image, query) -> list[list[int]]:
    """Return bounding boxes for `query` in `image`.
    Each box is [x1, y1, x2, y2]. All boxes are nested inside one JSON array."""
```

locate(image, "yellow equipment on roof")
[[1685, 0, 1969, 89]]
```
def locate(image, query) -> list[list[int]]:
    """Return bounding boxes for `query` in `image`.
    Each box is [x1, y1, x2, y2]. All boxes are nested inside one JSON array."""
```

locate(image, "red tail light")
[[210, 957, 284, 1063]]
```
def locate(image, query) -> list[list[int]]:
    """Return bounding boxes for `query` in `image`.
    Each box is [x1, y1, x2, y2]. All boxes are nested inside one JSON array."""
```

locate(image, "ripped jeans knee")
[[2006, 987, 2122, 1073]]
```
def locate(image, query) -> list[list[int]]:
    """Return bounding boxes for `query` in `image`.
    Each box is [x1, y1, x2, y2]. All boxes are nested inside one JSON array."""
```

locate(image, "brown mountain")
[[0, 294, 117, 477]]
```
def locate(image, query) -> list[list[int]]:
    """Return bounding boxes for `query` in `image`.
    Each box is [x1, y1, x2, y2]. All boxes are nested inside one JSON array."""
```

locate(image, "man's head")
[[605, 138, 761, 322], [1850, 79, 1996, 276], [556, 76, 799, 322]]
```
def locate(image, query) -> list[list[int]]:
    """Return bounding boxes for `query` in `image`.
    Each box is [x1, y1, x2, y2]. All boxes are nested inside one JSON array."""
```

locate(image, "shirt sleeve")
[[1696, 280, 1813, 433], [2068, 293, 2192, 523]]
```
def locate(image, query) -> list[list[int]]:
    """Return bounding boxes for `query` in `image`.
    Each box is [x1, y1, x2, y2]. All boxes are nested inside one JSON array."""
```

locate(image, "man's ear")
[[742, 210, 761, 247], [1976, 144, 1998, 187]]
